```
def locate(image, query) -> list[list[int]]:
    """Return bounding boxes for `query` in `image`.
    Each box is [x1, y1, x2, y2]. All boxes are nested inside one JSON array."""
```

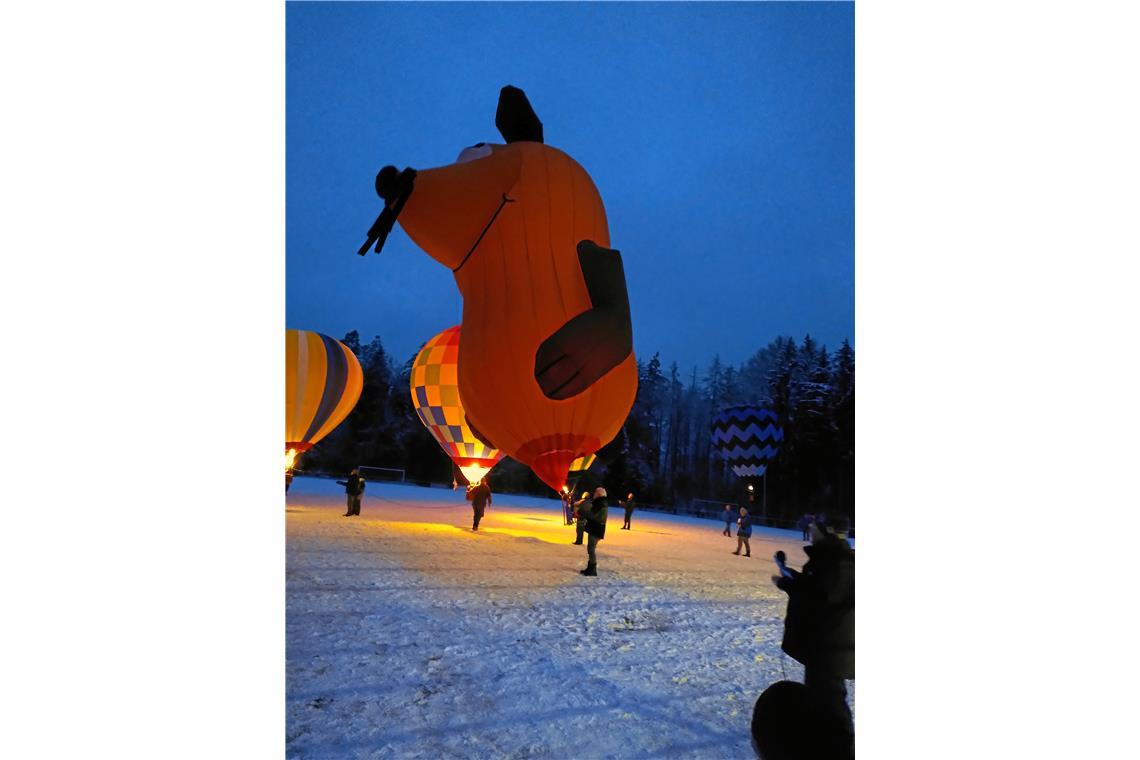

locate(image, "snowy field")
[[286, 476, 853, 758]]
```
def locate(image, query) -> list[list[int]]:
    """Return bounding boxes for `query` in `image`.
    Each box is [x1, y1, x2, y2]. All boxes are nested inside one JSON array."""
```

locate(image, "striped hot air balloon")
[[285, 330, 364, 469], [710, 406, 784, 478], [411, 326, 504, 485]]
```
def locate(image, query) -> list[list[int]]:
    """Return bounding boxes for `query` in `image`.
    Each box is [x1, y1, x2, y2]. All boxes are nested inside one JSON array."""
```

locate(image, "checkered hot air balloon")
[[285, 330, 364, 470], [411, 326, 504, 484], [710, 406, 784, 478]]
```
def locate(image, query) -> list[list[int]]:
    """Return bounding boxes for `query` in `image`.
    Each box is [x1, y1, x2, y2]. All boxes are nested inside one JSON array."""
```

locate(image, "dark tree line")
[[302, 331, 854, 524]]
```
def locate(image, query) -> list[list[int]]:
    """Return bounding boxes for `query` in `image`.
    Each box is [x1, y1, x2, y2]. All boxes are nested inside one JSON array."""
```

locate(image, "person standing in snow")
[[467, 479, 492, 531], [579, 486, 609, 576], [795, 514, 810, 541], [771, 514, 855, 747], [722, 504, 736, 536], [733, 507, 753, 557], [336, 468, 366, 517], [561, 490, 573, 525], [619, 492, 636, 530], [572, 490, 590, 545]]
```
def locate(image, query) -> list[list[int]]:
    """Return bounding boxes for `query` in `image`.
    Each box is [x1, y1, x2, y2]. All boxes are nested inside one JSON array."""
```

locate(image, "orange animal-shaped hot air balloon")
[[410, 326, 504, 485], [360, 86, 637, 491]]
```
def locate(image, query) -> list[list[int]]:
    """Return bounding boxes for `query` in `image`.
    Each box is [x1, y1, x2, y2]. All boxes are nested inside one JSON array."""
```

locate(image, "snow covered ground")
[[286, 476, 853, 758]]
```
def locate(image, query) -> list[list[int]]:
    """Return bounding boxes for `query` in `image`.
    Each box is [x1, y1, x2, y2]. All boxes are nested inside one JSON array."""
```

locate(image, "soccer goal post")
[[357, 466, 405, 483]]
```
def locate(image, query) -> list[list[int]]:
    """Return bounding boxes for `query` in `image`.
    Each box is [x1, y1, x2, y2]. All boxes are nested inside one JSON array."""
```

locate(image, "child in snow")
[[336, 468, 366, 517], [733, 507, 752, 557], [722, 504, 735, 536]]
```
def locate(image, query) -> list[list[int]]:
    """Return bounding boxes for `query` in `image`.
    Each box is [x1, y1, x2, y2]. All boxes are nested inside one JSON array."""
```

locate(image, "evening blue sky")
[[286, 1, 853, 374]]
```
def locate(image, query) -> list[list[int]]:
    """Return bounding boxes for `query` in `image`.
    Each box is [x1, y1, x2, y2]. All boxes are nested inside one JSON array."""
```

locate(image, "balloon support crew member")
[[467, 480, 492, 531], [722, 505, 735, 537], [580, 487, 608, 576], [572, 492, 589, 545], [336, 468, 366, 517]]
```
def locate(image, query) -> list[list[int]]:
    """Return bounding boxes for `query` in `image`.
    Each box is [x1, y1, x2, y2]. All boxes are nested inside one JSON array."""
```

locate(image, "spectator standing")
[[336, 468, 366, 517], [620, 492, 636, 530], [733, 507, 752, 557], [722, 504, 735, 536]]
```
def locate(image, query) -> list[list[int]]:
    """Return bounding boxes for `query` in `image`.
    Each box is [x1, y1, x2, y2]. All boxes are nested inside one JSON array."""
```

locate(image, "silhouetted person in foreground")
[[772, 515, 855, 752], [722, 504, 735, 536], [467, 479, 492, 531], [579, 487, 608, 576], [733, 507, 752, 557], [750, 681, 852, 759], [620, 492, 635, 529], [337, 468, 366, 517], [285, 470, 294, 493]]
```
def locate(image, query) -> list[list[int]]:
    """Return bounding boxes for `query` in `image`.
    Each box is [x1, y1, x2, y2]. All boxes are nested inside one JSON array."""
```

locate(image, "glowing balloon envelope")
[[368, 86, 637, 492], [285, 330, 364, 467], [411, 326, 504, 484], [710, 406, 784, 478]]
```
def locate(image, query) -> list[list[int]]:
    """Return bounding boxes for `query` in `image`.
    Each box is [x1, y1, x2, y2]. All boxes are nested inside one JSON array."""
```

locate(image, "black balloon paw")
[[534, 240, 633, 400]]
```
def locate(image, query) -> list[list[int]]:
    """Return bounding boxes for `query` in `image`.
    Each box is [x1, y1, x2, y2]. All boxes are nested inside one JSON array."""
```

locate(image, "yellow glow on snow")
[[374, 510, 574, 545]]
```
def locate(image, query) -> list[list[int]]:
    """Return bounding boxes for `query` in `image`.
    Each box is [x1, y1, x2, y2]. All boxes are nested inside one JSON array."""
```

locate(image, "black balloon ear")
[[496, 85, 544, 144]]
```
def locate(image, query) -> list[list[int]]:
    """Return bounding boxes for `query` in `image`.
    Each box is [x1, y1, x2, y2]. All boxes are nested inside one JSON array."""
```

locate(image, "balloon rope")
[[452, 194, 515, 274]]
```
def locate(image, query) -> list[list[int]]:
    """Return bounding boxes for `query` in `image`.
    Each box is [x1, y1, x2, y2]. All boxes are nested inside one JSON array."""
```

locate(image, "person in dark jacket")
[[619, 492, 635, 529], [772, 515, 855, 745], [579, 487, 608, 576], [722, 504, 735, 536], [795, 514, 813, 542], [733, 507, 752, 557], [336, 468, 366, 516], [466, 479, 492, 531], [572, 491, 590, 544]]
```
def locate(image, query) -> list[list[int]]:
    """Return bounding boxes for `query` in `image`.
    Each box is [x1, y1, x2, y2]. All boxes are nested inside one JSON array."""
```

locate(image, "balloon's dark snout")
[[375, 166, 400, 201]]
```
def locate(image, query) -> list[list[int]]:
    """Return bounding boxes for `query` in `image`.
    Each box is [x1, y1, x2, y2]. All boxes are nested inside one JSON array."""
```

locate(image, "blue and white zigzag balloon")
[[710, 406, 784, 478]]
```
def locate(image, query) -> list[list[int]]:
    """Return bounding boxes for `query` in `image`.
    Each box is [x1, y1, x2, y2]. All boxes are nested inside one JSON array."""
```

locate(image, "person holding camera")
[[771, 515, 855, 749]]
